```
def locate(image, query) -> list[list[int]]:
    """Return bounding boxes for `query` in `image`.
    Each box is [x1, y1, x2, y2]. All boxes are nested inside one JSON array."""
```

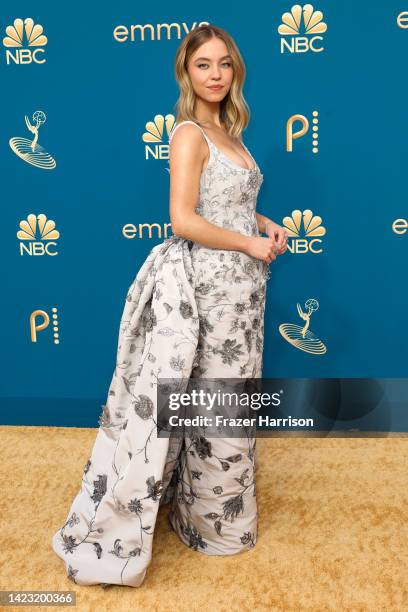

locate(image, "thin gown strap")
[[169, 120, 211, 146]]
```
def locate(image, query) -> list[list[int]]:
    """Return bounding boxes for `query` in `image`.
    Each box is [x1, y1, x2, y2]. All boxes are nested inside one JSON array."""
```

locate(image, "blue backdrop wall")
[[1, 3, 407, 428]]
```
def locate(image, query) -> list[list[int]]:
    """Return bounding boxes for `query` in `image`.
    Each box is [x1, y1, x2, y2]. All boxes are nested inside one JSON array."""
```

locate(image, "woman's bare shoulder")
[[170, 122, 205, 146], [169, 123, 207, 166]]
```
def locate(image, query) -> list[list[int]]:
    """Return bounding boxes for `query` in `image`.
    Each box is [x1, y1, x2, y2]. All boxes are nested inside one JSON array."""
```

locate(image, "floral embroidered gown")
[[51, 120, 270, 587]]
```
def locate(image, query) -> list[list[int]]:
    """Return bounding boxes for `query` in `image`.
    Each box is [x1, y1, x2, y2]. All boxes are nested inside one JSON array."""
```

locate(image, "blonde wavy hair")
[[173, 24, 250, 138]]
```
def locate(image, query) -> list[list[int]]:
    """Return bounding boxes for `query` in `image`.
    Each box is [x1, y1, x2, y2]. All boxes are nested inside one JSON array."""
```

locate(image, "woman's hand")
[[244, 236, 278, 264], [265, 220, 288, 255]]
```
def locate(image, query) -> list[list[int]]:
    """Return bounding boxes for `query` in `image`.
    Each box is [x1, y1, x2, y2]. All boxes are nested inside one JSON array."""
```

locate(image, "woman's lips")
[[208, 86, 223, 91]]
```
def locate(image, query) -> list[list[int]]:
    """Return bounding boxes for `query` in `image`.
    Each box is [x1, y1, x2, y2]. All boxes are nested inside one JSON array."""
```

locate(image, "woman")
[[51, 24, 287, 588]]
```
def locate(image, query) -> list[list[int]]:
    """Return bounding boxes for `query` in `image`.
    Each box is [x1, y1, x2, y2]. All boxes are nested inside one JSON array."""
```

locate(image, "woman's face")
[[187, 37, 234, 103]]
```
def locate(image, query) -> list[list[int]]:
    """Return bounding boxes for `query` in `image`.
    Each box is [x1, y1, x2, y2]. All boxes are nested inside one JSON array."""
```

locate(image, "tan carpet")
[[1, 425, 408, 611]]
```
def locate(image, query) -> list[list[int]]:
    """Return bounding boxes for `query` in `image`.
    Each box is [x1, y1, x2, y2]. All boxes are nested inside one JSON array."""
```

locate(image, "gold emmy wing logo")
[[17, 213, 60, 256], [283, 209, 326, 253], [142, 113, 176, 163], [287, 111, 319, 153], [9, 111, 56, 169], [279, 299, 327, 354], [3, 17, 47, 64], [278, 4, 327, 53], [30, 308, 60, 344]]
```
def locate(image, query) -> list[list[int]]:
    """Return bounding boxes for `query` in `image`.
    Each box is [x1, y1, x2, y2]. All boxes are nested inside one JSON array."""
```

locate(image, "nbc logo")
[[142, 114, 176, 162], [3, 17, 47, 64], [278, 4, 327, 54], [283, 209, 326, 253], [17, 214, 60, 256]]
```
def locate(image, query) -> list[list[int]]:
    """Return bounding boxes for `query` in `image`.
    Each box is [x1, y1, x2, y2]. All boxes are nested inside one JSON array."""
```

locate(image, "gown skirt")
[[51, 120, 269, 587]]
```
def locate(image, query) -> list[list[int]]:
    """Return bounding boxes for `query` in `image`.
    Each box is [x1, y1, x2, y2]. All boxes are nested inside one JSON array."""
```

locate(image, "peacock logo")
[[282, 209, 326, 254], [9, 111, 56, 169], [3, 18, 47, 64], [17, 213, 60, 256], [279, 299, 327, 354], [278, 4, 327, 54], [142, 114, 176, 164]]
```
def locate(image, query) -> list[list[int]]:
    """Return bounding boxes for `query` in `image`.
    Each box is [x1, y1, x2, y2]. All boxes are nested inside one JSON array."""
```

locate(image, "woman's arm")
[[256, 211, 275, 235], [169, 124, 251, 253], [256, 212, 288, 254]]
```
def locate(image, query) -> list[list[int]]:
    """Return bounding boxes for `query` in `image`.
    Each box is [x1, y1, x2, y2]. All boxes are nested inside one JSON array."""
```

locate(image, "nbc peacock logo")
[[278, 4, 327, 54], [279, 299, 327, 355], [142, 113, 176, 164], [9, 111, 56, 169], [283, 209, 326, 254], [3, 17, 47, 64], [17, 214, 60, 256]]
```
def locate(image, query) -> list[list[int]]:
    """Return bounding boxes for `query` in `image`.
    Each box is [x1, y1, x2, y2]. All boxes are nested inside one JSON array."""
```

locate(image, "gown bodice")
[[168, 120, 264, 237]]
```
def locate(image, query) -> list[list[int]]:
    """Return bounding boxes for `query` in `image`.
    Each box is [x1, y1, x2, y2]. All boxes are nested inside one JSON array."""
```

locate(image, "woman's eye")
[[197, 62, 232, 69]]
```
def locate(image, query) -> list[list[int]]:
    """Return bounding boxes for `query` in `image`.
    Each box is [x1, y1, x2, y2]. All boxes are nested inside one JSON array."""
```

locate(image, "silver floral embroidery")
[[51, 120, 269, 589]]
